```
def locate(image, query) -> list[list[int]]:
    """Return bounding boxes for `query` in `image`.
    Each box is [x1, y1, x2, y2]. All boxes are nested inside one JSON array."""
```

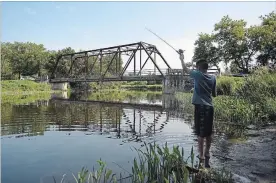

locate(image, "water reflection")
[[2, 91, 198, 183], [1, 91, 246, 141], [2, 92, 182, 144]]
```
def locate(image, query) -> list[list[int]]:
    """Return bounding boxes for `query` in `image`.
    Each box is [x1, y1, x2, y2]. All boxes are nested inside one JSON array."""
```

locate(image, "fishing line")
[[145, 27, 189, 71], [145, 27, 180, 54]]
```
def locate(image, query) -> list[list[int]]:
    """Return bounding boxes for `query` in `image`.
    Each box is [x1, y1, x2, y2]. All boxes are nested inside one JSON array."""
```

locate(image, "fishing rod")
[[145, 27, 182, 54], [145, 27, 192, 70]]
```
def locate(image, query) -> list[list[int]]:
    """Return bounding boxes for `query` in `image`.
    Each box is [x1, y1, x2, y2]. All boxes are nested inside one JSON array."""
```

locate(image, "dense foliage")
[[193, 11, 276, 73]]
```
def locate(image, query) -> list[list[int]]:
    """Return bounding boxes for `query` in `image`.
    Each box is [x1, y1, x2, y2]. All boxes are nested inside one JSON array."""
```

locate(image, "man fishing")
[[179, 50, 217, 168], [145, 27, 217, 168]]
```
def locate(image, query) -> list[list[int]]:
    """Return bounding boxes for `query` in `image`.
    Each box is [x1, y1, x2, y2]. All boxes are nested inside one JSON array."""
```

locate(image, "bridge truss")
[[50, 42, 172, 83]]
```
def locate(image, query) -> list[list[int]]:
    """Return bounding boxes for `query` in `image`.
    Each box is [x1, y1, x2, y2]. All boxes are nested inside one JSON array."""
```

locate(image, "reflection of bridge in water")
[[48, 96, 189, 143]]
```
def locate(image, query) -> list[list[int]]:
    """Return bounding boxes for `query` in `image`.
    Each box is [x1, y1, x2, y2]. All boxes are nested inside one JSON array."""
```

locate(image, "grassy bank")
[[1, 80, 56, 105], [1, 80, 51, 94], [121, 84, 162, 91], [87, 90, 162, 102], [1, 92, 52, 105], [88, 81, 163, 91]]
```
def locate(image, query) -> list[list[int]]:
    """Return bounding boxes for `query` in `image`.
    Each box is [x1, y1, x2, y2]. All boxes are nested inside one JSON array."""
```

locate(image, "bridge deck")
[[50, 75, 166, 83]]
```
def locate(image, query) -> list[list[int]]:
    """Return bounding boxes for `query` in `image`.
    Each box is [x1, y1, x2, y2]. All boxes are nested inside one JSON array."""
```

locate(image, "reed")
[[57, 143, 233, 183]]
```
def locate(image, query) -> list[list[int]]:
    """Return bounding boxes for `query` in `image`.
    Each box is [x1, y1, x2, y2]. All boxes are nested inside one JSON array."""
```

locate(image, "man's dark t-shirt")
[[190, 70, 216, 107]]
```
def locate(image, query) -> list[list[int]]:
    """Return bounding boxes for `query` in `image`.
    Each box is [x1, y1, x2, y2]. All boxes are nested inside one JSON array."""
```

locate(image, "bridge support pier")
[[162, 75, 187, 94], [162, 69, 194, 94], [51, 82, 69, 91]]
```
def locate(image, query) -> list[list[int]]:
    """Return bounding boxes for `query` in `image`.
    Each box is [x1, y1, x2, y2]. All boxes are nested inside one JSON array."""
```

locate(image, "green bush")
[[236, 67, 276, 122], [214, 96, 254, 124], [237, 67, 276, 99], [216, 76, 244, 96]]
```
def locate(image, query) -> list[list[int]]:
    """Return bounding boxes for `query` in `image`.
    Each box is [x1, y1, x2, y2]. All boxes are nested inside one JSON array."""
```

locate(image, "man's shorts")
[[194, 104, 214, 137]]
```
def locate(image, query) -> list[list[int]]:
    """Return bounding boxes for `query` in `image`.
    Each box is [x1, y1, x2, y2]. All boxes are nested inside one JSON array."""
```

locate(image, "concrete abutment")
[[162, 75, 193, 94], [51, 82, 69, 91]]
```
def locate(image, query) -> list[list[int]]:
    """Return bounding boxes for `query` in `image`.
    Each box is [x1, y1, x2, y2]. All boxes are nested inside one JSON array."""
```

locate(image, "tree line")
[[192, 11, 276, 73], [1, 11, 275, 80], [1, 44, 123, 80]]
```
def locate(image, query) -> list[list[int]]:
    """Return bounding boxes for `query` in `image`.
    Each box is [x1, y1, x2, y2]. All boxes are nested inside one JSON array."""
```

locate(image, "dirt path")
[[211, 125, 276, 183]]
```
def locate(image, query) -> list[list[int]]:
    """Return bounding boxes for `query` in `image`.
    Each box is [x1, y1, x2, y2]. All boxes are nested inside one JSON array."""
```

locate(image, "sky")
[[2, 1, 276, 71]]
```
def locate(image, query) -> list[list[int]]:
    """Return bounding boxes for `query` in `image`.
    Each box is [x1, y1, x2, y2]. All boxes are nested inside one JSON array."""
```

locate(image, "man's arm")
[[179, 50, 196, 78], [212, 78, 217, 97]]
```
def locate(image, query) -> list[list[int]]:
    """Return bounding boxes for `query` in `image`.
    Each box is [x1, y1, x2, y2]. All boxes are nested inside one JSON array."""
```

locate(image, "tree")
[[192, 33, 221, 70], [1, 43, 13, 79], [213, 16, 260, 73], [48, 47, 75, 78], [256, 12, 276, 66], [1, 42, 48, 79]]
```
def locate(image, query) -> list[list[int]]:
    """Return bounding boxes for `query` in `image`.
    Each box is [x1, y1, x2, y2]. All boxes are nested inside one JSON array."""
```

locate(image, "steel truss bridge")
[[50, 42, 174, 83]]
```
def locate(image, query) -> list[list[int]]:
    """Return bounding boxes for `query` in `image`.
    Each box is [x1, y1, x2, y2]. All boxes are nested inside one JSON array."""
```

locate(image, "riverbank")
[[1, 80, 59, 105], [1, 80, 51, 94], [212, 125, 276, 183]]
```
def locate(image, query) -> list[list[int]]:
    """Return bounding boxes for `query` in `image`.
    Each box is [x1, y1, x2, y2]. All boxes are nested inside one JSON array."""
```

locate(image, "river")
[[1, 91, 197, 183], [3, 91, 275, 183]]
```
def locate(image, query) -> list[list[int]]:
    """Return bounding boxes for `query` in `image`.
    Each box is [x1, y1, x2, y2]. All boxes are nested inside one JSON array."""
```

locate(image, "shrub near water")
[[236, 67, 276, 122], [216, 76, 244, 96]]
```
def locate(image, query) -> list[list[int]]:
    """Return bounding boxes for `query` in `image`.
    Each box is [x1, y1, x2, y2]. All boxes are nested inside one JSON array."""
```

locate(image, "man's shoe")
[[205, 155, 211, 168], [196, 155, 205, 169]]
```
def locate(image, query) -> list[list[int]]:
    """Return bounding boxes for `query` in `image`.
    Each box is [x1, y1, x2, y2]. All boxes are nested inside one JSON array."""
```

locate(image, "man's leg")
[[203, 106, 214, 168], [198, 136, 204, 160], [204, 135, 212, 157], [194, 105, 205, 163]]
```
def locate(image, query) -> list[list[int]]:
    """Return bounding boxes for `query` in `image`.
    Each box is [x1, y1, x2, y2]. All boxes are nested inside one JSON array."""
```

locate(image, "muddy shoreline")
[[210, 125, 276, 183]]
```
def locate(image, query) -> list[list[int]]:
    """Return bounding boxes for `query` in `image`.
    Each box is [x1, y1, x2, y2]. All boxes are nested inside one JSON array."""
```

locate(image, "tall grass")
[[1, 92, 52, 105], [56, 143, 233, 183], [1, 80, 51, 93], [121, 85, 162, 91], [216, 76, 244, 96]]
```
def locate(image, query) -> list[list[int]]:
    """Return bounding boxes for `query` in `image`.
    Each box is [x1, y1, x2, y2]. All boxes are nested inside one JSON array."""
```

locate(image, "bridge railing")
[[124, 69, 168, 76]]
